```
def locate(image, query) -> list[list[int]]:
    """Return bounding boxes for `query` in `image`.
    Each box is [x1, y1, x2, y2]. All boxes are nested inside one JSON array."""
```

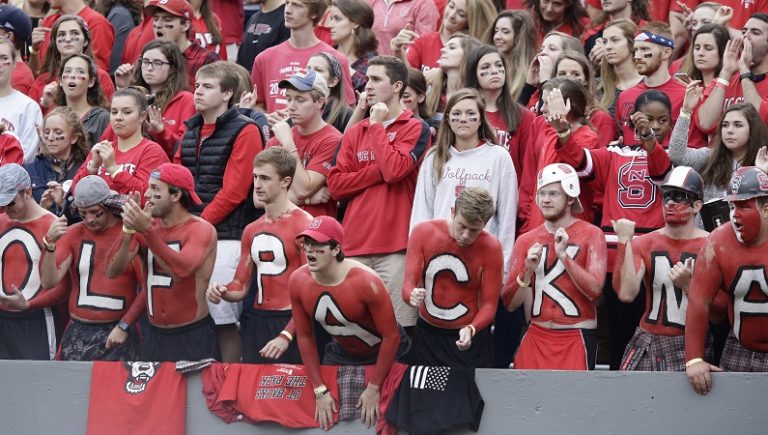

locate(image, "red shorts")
[[514, 323, 596, 370]]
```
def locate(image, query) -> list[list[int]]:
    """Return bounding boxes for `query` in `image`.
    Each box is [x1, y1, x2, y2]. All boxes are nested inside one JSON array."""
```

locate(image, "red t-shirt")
[[289, 265, 401, 387], [326, 110, 431, 256], [87, 361, 185, 435], [209, 363, 340, 428], [486, 107, 536, 184], [40, 7, 115, 71], [191, 14, 228, 60], [11, 61, 33, 94], [52, 222, 145, 324], [0, 212, 58, 310], [0, 133, 23, 165], [519, 123, 599, 234], [121, 16, 154, 65], [503, 220, 607, 325], [251, 39, 356, 112], [406, 31, 442, 72], [589, 108, 618, 146], [403, 220, 503, 331], [615, 77, 685, 146], [615, 231, 707, 337], [132, 216, 217, 327], [210, 0, 244, 45], [694, 73, 768, 135], [267, 124, 342, 217], [72, 137, 170, 197], [686, 225, 768, 357], [228, 208, 311, 312], [556, 138, 672, 270]]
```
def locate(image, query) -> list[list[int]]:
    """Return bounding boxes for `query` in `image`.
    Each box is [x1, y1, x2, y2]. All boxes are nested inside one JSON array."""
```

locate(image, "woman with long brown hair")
[[328, 0, 378, 93], [596, 20, 642, 117], [486, 10, 538, 102]]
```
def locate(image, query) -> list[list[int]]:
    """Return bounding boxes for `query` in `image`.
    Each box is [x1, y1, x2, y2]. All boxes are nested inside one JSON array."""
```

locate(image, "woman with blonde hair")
[[519, 30, 583, 108], [411, 87, 517, 267], [596, 19, 642, 117], [487, 10, 538, 102], [391, 0, 496, 72], [424, 33, 482, 116]]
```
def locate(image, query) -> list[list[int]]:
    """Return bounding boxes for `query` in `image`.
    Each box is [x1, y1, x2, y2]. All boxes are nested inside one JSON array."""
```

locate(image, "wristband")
[[740, 72, 754, 82], [467, 325, 476, 337], [679, 109, 692, 118], [557, 127, 571, 139], [638, 129, 655, 142], [715, 77, 730, 87], [516, 275, 530, 288], [122, 225, 136, 234], [279, 330, 293, 342], [685, 357, 704, 368], [42, 235, 56, 252]]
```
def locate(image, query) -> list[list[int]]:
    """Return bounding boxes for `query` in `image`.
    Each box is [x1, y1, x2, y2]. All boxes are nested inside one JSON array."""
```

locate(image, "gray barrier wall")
[[1, 360, 767, 434]]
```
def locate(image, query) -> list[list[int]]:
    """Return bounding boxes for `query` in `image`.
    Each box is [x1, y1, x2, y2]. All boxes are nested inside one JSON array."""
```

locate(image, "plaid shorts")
[[337, 365, 366, 421], [720, 330, 768, 372], [59, 319, 139, 361], [620, 327, 713, 371]]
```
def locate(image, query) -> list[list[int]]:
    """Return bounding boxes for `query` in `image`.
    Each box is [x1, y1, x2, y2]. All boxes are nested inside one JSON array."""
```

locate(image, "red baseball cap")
[[150, 163, 202, 205], [297, 216, 345, 245], [145, 0, 192, 19]]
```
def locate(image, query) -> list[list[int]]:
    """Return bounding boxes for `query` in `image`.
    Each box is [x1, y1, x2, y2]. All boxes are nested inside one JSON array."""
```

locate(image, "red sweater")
[[72, 137, 169, 198], [39, 7, 115, 71], [11, 61, 34, 94], [173, 123, 264, 226], [0, 133, 23, 165], [327, 110, 431, 256], [121, 16, 154, 65]]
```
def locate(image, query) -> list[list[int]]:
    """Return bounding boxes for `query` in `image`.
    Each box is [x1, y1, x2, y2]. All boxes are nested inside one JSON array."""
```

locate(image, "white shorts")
[[207, 240, 242, 325]]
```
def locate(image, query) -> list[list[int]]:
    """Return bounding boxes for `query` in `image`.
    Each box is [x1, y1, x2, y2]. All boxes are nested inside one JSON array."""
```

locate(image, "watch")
[[314, 385, 329, 399], [740, 72, 755, 82], [117, 320, 130, 332], [638, 129, 655, 141]]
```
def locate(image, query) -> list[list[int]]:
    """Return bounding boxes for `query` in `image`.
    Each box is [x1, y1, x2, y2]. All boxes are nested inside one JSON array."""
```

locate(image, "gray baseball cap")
[[0, 163, 31, 206], [73, 175, 127, 212]]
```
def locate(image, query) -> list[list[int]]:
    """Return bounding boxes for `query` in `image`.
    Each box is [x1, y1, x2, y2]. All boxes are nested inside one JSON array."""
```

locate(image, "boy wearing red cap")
[[108, 163, 220, 361], [268, 68, 341, 217], [206, 147, 312, 364], [502, 163, 607, 370], [290, 215, 410, 430], [145, 0, 219, 89], [30, 0, 114, 71]]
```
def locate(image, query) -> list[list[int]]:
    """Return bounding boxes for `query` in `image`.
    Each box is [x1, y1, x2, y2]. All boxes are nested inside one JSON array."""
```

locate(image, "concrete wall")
[[1, 360, 767, 434]]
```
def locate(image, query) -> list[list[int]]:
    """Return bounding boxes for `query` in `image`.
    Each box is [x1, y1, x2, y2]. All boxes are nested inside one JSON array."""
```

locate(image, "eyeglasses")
[[662, 189, 698, 205], [140, 58, 171, 69]]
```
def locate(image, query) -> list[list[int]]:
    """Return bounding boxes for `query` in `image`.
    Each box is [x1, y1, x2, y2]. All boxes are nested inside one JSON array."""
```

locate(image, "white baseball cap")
[[537, 163, 584, 214]]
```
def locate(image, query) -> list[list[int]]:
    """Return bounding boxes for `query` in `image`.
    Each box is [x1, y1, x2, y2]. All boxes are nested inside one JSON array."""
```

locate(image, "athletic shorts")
[[241, 308, 301, 364], [59, 318, 140, 361], [208, 240, 243, 325], [409, 318, 493, 368], [514, 322, 597, 370], [620, 327, 713, 371], [720, 330, 768, 372], [0, 309, 56, 360], [141, 316, 221, 362], [323, 325, 412, 365]]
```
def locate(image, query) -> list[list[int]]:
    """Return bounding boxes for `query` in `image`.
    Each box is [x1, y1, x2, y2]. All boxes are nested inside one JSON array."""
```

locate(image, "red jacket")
[[327, 110, 431, 256], [121, 16, 154, 65], [0, 133, 23, 165]]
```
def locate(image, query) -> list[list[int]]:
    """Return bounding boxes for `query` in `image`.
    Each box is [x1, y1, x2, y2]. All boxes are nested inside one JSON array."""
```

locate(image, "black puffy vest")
[[180, 107, 258, 240]]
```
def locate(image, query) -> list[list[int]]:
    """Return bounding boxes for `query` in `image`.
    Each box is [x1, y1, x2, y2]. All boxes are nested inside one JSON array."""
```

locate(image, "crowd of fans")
[[0, 0, 767, 417]]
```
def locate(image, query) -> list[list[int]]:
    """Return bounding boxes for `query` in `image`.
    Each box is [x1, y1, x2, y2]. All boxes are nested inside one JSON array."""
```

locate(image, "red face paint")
[[730, 199, 762, 245], [663, 202, 694, 226]]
